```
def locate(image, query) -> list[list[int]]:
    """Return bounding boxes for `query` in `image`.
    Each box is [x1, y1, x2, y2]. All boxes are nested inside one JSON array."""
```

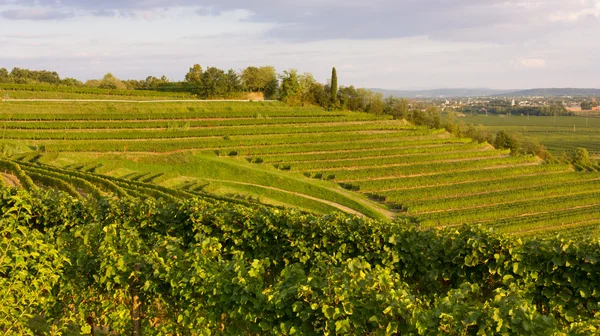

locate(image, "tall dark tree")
[[330, 67, 338, 106]]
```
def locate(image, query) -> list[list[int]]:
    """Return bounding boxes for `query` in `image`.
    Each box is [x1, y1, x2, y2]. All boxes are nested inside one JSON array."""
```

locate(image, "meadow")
[[0, 99, 599, 239]]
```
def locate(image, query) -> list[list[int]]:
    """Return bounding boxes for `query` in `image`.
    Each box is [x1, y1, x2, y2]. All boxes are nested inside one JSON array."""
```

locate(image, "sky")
[[0, 0, 599, 89]]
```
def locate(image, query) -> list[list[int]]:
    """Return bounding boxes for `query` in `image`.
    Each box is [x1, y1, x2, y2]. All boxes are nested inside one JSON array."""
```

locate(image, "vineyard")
[[0, 83, 196, 100], [459, 114, 600, 156], [0, 100, 599, 239], [1, 98, 600, 334]]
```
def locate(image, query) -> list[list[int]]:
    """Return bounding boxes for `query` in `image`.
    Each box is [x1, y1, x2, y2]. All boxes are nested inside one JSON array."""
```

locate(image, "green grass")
[[39, 151, 390, 220]]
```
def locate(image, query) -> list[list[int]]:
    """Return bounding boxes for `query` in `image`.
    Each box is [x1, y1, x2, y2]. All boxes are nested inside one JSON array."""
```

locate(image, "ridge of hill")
[[369, 87, 600, 98]]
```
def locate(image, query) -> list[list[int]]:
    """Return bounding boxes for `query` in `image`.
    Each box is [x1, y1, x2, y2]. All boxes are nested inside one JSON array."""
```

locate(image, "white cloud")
[[548, 0, 600, 22], [519, 58, 546, 68]]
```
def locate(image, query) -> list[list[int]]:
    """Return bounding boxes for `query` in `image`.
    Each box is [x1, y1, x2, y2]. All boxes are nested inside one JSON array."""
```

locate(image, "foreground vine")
[[0, 187, 598, 335]]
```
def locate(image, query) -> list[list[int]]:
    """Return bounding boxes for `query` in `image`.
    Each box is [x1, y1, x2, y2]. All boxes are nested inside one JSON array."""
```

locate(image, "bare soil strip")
[[1, 173, 20, 187]]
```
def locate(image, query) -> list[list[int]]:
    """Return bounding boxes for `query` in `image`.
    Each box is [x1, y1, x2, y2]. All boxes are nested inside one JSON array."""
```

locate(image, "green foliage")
[[185, 64, 203, 84], [279, 69, 302, 106], [581, 101, 593, 110], [572, 147, 592, 166], [493, 130, 520, 154], [330, 67, 338, 107], [0, 188, 599, 334]]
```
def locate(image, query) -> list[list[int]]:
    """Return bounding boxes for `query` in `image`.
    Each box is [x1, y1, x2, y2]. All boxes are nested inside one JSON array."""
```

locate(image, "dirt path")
[[1, 173, 20, 187], [200, 178, 366, 217], [2, 99, 278, 103]]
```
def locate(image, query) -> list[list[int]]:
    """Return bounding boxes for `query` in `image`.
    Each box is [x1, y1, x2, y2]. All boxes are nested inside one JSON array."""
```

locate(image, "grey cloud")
[[90, 9, 119, 17], [1, 0, 599, 43], [0, 8, 74, 20]]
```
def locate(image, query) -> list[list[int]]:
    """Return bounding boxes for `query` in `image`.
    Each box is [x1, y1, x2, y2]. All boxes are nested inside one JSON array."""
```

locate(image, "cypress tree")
[[330, 67, 338, 106]]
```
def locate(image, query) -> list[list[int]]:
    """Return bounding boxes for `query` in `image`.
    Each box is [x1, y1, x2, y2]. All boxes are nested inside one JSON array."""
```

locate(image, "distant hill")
[[369, 88, 515, 98], [370, 87, 600, 98], [497, 88, 600, 97]]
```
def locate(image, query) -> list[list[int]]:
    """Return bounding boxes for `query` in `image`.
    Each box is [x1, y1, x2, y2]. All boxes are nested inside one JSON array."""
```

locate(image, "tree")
[[493, 130, 519, 154], [201, 67, 227, 98], [384, 96, 409, 120], [185, 64, 203, 84], [97, 73, 126, 90], [330, 67, 338, 107], [61, 77, 83, 86], [278, 69, 301, 105], [0, 68, 10, 82], [572, 147, 591, 166], [581, 101, 593, 111], [264, 77, 279, 100], [242, 66, 277, 93], [224, 69, 242, 93]]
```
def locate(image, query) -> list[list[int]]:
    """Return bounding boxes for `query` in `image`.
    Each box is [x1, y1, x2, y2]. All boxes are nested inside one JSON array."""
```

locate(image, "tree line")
[[0, 65, 410, 111]]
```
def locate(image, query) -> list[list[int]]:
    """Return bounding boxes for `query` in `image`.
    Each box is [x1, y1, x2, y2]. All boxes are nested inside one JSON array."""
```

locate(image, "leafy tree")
[[201, 67, 227, 98], [0, 67, 9, 82], [97, 73, 126, 90], [263, 77, 279, 100], [278, 69, 301, 105], [224, 69, 243, 93], [494, 130, 520, 154], [60, 77, 83, 86], [330, 67, 338, 107], [242, 66, 276, 92], [581, 101, 593, 110], [384, 96, 410, 119], [572, 147, 591, 166], [185, 64, 203, 84]]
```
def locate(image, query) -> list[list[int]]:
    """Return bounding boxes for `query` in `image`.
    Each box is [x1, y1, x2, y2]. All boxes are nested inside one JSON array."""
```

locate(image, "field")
[[0, 99, 599, 239], [458, 114, 600, 156]]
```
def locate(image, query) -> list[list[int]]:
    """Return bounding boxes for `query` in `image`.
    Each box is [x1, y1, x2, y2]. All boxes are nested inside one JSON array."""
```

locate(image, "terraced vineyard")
[[1, 100, 599, 238]]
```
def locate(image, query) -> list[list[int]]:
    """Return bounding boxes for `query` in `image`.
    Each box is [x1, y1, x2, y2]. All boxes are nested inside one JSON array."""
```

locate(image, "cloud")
[[0, 8, 74, 20], [519, 58, 546, 68], [0, 0, 599, 89], [1, 0, 599, 43]]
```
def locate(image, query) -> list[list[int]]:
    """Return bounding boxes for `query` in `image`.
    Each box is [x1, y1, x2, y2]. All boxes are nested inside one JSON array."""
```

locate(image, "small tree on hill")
[[493, 130, 519, 154], [572, 147, 591, 166]]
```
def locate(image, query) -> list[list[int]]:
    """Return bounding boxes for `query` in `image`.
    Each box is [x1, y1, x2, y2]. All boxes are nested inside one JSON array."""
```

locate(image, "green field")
[[1, 100, 599, 238], [459, 114, 600, 156]]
